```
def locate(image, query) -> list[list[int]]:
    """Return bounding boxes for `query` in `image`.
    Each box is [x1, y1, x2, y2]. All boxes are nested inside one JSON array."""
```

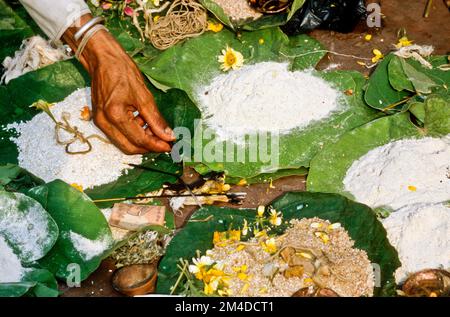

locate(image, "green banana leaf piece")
[[199, 0, 305, 31], [140, 28, 380, 178], [157, 191, 400, 296], [26, 180, 113, 281], [0, 163, 44, 192], [307, 95, 449, 196], [0, 268, 59, 297]]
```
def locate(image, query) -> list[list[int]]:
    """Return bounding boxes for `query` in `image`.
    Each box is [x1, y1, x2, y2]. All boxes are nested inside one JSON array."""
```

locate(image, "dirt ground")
[[61, 0, 450, 297]]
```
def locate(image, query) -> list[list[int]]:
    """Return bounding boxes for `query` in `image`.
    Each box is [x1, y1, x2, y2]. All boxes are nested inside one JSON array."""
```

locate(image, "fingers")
[[137, 91, 176, 142], [105, 104, 172, 153], [93, 112, 148, 155]]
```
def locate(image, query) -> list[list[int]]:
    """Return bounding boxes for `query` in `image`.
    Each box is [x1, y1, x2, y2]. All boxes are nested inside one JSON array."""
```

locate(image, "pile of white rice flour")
[[0, 235, 26, 283], [343, 136, 450, 283], [196, 62, 341, 142], [5, 88, 142, 189]]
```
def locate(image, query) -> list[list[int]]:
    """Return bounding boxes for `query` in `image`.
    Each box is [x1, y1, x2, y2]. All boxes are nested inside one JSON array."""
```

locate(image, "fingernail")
[[165, 127, 175, 139]]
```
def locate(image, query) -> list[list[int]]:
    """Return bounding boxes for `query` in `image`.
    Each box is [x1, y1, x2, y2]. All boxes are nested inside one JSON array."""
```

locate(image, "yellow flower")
[[254, 229, 267, 239], [257, 205, 265, 217], [242, 219, 249, 236], [395, 36, 413, 49], [261, 238, 277, 254], [314, 231, 330, 244], [228, 229, 241, 242], [153, 15, 160, 23], [213, 231, 227, 246], [70, 183, 84, 192], [218, 288, 232, 296], [364, 34, 372, 41], [408, 185, 417, 192], [371, 49, 384, 63], [258, 38, 264, 45], [208, 21, 223, 33], [268, 209, 282, 226], [218, 46, 244, 71]]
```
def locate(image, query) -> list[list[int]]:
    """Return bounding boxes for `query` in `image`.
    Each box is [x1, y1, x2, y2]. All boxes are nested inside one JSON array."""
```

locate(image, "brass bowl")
[[248, 0, 293, 14], [112, 264, 158, 296]]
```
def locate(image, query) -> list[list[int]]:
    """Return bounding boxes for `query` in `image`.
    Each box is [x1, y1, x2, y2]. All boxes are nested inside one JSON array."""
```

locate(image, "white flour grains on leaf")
[[0, 191, 55, 262], [5, 88, 143, 189], [68, 231, 112, 261], [343, 136, 450, 210], [196, 62, 341, 142], [0, 235, 25, 283], [382, 203, 450, 283]]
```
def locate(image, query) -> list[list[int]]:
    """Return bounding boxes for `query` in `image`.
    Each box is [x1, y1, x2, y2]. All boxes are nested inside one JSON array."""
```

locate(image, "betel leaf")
[[307, 98, 449, 197], [157, 192, 400, 296], [388, 56, 414, 92], [0, 268, 59, 297], [0, 163, 44, 192], [26, 180, 113, 281], [140, 28, 379, 178], [198, 0, 305, 30], [365, 54, 410, 112], [400, 58, 437, 94], [0, 191, 58, 263]]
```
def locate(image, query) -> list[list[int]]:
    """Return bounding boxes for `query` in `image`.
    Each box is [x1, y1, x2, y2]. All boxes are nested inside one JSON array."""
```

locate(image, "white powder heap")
[[5, 88, 142, 189], [343, 136, 450, 210], [197, 62, 341, 142], [0, 235, 25, 283], [69, 231, 112, 261], [0, 191, 54, 262], [382, 203, 450, 283]]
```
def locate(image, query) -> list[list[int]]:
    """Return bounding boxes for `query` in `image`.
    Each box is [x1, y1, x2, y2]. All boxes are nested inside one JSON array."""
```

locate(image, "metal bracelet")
[[75, 24, 108, 60], [74, 16, 105, 42]]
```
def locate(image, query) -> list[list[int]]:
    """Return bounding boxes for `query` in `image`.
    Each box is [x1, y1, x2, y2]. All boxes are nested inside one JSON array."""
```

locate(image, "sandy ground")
[[61, 0, 450, 296]]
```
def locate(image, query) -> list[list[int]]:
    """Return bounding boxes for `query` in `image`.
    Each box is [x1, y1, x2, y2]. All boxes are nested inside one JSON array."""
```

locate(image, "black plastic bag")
[[282, 0, 367, 35]]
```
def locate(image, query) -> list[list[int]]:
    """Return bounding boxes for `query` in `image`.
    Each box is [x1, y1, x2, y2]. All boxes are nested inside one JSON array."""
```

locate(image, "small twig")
[[423, 0, 433, 18], [381, 94, 417, 112]]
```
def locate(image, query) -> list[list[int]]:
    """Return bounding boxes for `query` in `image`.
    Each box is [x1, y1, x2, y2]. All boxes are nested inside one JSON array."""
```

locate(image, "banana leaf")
[[199, 0, 306, 31], [307, 95, 450, 196], [0, 268, 59, 297], [157, 191, 400, 296], [139, 27, 380, 178]]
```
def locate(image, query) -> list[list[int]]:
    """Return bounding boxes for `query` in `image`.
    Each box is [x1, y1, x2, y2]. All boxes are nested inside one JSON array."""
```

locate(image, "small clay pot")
[[402, 269, 450, 297], [292, 287, 339, 297], [112, 263, 158, 296]]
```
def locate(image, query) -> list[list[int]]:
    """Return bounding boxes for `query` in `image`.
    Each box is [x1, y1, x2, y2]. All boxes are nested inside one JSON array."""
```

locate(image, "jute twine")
[[132, 0, 208, 50]]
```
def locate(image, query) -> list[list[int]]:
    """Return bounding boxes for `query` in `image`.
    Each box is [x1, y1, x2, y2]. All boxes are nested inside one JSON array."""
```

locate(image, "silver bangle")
[[74, 16, 105, 42], [75, 24, 108, 60]]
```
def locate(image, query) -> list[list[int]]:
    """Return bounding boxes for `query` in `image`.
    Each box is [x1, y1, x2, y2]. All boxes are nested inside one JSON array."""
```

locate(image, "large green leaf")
[[0, 163, 44, 192], [0, 267, 59, 297], [140, 28, 379, 178], [307, 98, 449, 196], [157, 192, 400, 296], [199, 0, 305, 31], [0, 191, 58, 263], [26, 180, 113, 281]]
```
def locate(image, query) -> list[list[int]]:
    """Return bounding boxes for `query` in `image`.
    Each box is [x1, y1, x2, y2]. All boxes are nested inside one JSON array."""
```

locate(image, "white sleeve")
[[19, 0, 92, 43]]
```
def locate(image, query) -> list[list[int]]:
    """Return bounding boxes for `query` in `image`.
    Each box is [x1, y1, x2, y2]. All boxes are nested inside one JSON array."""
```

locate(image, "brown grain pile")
[[208, 217, 374, 297], [213, 0, 263, 22]]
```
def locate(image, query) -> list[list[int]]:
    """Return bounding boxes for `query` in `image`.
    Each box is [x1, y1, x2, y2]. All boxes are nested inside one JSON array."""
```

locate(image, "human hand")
[[63, 15, 174, 154]]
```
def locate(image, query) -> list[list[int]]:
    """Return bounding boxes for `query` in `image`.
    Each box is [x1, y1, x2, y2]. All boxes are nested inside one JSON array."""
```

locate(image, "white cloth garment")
[[19, 0, 91, 43]]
